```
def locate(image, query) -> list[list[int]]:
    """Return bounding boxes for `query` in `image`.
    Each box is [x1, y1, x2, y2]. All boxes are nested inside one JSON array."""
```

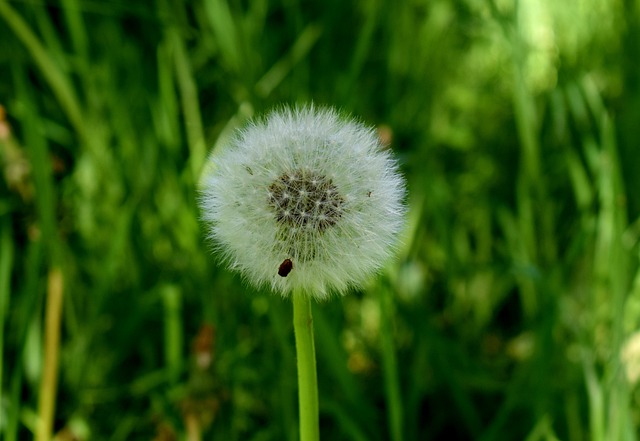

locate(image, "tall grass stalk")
[[35, 268, 64, 441], [0, 219, 13, 417], [0, 0, 84, 138], [15, 45, 66, 440], [378, 284, 404, 441], [170, 29, 206, 178]]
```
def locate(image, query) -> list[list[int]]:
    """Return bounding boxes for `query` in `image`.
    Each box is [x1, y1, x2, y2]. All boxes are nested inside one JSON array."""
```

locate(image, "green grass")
[[1, 0, 640, 439]]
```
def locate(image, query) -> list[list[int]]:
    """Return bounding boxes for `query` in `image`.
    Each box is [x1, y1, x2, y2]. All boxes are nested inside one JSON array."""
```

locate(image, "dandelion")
[[199, 105, 406, 441], [200, 105, 406, 300]]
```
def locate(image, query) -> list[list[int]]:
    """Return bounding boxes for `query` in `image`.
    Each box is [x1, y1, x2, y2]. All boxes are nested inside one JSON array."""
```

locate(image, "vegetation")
[[1, 0, 640, 439]]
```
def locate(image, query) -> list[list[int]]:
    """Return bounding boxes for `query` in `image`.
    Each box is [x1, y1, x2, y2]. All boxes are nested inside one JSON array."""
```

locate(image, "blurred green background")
[[2, 0, 640, 439]]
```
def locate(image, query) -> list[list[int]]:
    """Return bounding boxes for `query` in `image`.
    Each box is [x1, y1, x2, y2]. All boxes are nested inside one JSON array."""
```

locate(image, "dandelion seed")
[[199, 105, 406, 299]]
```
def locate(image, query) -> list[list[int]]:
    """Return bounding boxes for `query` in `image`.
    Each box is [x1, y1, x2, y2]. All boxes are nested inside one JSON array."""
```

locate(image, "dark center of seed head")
[[268, 169, 344, 231]]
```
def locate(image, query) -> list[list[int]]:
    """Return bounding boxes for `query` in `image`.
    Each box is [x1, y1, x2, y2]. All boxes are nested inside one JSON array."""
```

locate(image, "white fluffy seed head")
[[199, 105, 406, 300]]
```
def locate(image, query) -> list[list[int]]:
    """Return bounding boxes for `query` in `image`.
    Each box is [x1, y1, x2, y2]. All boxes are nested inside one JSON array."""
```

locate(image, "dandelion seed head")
[[267, 169, 344, 233], [200, 105, 406, 299]]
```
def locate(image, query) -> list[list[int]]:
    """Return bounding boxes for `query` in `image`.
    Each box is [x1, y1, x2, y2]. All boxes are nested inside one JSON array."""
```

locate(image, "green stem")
[[169, 28, 206, 179], [293, 293, 319, 441], [36, 268, 64, 441], [0, 219, 13, 425]]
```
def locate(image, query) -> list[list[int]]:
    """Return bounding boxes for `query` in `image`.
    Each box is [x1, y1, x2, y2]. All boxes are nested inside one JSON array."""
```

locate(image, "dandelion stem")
[[293, 293, 319, 441]]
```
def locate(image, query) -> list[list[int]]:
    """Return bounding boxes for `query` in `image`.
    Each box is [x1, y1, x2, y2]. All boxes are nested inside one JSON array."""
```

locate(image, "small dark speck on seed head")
[[278, 259, 293, 277]]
